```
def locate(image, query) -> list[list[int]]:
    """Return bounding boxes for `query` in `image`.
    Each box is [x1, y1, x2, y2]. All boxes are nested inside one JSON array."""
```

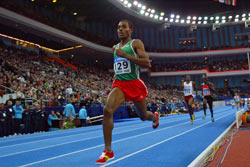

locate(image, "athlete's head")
[[204, 76, 209, 84], [117, 20, 134, 40], [186, 75, 191, 82]]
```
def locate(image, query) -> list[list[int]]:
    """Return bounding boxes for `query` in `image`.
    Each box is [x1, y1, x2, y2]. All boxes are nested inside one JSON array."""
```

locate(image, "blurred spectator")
[[6, 100, 14, 136], [48, 110, 58, 127], [63, 102, 76, 118], [13, 100, 24, 135], [78, 106, 88, 127], [23, 105, 32, 134]]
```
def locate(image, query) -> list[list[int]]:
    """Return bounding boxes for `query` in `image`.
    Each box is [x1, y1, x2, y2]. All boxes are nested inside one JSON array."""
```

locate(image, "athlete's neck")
[[120, 37, 132, 46]]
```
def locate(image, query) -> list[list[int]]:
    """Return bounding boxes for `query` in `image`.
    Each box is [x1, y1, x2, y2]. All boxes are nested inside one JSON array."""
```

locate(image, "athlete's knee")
[[103, 105, 114, 117]]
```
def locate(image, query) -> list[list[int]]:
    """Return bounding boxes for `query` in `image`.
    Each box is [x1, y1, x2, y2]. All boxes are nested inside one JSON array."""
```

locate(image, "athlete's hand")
[[116, 45, 128, 58]]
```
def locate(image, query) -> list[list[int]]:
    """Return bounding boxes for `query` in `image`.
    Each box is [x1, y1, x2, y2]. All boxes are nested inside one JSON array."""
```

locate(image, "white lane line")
[[0, 114, 189, 149], [0, 118, 141, 143], [17, 109, 232, 167], [101, 112, 235, 167], [0, 107, 228, 143], [0, 115, 192, 154], [0, 107, 228, 146]]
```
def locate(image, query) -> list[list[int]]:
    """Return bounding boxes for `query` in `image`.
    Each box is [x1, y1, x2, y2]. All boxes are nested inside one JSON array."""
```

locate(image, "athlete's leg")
[[203, 98, 207, 118], [188, 97, 194, 120], [103, 87, 125, 152], [133, 98, 157, 121], [208, 97, 214, 118]]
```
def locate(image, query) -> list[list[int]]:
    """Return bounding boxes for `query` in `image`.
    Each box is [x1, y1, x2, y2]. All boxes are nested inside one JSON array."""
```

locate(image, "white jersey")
[[184, 81, 193, 97], [234, 96, 240, 102]]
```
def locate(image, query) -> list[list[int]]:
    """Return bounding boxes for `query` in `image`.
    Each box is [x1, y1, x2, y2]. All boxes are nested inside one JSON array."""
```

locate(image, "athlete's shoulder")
[[132, 39, 144, 47], [112, 45, 117, 51]]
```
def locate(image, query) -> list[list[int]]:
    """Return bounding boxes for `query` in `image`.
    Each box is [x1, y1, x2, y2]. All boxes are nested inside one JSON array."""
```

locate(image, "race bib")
[[114, 57, 131, 75], [203, 88, 211, 96], [184, 88, 191, 95]]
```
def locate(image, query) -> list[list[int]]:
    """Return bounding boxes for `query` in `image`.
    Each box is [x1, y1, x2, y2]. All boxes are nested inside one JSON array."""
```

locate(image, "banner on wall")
[[214, 0, 237, 6]]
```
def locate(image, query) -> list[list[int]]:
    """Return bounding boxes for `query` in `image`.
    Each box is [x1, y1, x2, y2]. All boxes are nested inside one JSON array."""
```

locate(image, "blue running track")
[[0, 106, 236, 167]]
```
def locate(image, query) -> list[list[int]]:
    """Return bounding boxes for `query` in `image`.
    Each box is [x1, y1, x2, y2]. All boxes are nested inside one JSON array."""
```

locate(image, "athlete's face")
[[117, 21, 133, 40], [186, 75, 190, 82], [204, 77, 208, 84]]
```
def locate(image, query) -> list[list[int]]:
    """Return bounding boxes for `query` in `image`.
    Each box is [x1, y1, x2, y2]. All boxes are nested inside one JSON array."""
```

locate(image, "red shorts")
[[112, 79, 148, 102], [184, 95, 194, 104]]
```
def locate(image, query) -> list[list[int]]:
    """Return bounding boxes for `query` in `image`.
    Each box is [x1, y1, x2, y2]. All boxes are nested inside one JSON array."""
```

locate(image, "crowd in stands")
[[151, 59, 248, 72]]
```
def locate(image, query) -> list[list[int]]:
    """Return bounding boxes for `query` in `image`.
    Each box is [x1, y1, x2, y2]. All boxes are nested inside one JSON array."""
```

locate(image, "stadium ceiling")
[[14, 0, 250, 24], [22, 0, 250, 25]]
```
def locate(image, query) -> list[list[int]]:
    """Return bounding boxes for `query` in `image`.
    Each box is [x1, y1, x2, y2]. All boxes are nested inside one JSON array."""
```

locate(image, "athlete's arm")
[[209, 83, 215, 92], [193, 82, 198, 96], [181, 78, 184, 89], [115, 40, 151, 68]]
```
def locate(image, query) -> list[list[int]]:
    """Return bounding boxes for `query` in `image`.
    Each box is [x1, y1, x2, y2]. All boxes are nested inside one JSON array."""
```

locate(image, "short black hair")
[[120, 19, 134, 30]]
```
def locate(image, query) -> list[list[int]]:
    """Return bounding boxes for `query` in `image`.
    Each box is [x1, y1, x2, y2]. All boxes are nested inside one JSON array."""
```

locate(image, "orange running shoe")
[[96, 150, 114, 164], [152, 112, 159, 129]]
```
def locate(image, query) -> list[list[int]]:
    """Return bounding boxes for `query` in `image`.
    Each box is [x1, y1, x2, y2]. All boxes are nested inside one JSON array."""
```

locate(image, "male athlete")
[[234, 93, 241, 111], [181, 75, 197, 125], [96, 20, 159, 164], [201, 76, 215, 122]]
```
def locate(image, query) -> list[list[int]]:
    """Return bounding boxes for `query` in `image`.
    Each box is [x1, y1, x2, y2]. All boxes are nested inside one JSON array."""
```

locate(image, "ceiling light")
[[235, 15, 239, 18], [140, 10, 145, 14], [160, 12, 165, 16], [133, 1, 138, 6], [176, 15, 180, 19], [210, 17, 214, 20], [198, 17, 202, 20], [204, 17, 208, 20], [137, 3, 142, 8], [192, 21, 196, 24], [203, 21, 207, 24], [145, 12, 149, 16], [147, 8, 151, 12], [186, 20, 191, 24], [216, 16, 220, 20], [193, 16, 197, 20], [242, 17, 246, 21], [120, 0, 124, 2], [187, 16, 191, 20], [165, 18, 168, 21], [127, 3, 132, 8], [142, 5, 146, 10], [222, 16, 226, 19], [154, 15, 159, 19], [228, 16, 233, 19], [222, 20, 226, 23], [52, 0, 56, 3], [73, 12, 77, 16], [151, 9, 155, 13], [159, 16, 163, 20], [242, 13, 246, 17], [175, 19, 179, 23], [235, 18, 239, 22], [171, 14, 175, 18], [124, 0, 128, 5], [181, 19, 185, 23], [170, 18, 174, 22], [198, 21, 201, 24], [215, 20, 219, 23], [150, 14, 154, 18]]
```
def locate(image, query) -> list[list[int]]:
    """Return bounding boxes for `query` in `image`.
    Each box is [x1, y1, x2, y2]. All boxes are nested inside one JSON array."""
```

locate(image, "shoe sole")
[[96, 157, 115, 164]]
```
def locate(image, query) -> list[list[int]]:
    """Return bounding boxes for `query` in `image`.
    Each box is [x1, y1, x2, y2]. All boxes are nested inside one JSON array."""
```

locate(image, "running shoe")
[[211, 117, 215, 122], [190, 119, 193, 125], [153, 112, 159, 129], [96, 150, 114, 164], [202, 115, 206, 120]]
